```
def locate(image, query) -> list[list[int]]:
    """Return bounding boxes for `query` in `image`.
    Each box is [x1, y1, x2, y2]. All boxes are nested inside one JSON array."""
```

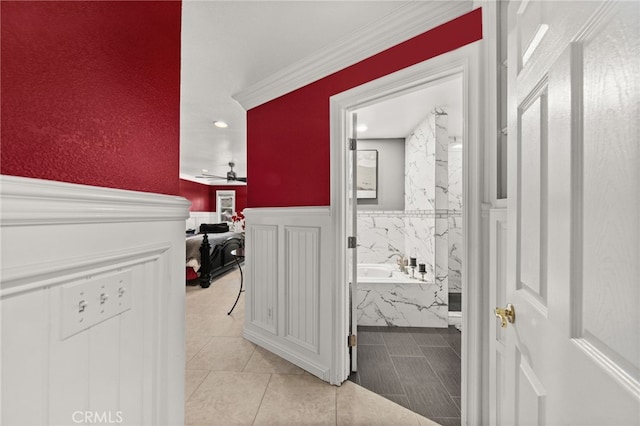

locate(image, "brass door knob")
[[494, 303, 515, 328]]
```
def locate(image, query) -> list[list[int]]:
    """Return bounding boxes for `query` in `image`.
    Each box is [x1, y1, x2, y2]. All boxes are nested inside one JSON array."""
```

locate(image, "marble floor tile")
[[186, 310, 245, 338], [186, 336, 256, 371], [185, 270, 452, 426], [184, 369, 209, 401], [253, 374, 336, 425], [420, 346, 460, 372], [435, 369, 461, 398], [391, 355, 440, 385], [410, 330, 449, 347], [357, 330, 385, 345], [357, 345, 404, 395], [381, 331, 424, 356], [403, 382, 460, 419], [243, 346, 305, 375], [185, 371, 270, 425], [336, 381, 421, 426], [417, 416, 443, 426], [185, 334, 212, 364], [350, 326, 461, 421], [380, 393, 413, 411], [452, 396, 461, 411], [430, 418, 461, 426]]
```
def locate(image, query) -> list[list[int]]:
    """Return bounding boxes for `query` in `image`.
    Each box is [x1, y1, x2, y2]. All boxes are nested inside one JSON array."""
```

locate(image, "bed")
[[186, 230, 244, 288]]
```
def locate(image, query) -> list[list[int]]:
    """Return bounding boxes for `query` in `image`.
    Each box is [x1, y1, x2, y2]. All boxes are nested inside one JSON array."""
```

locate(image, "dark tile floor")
[[349, 325, 461, 426]]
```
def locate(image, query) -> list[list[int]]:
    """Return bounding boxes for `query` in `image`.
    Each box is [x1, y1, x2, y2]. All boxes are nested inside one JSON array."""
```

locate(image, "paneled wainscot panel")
[[285, 226, 320, 352], [0, 176, 190, 426], [243, 207, 333, 382], [250, 225, 278, 333]]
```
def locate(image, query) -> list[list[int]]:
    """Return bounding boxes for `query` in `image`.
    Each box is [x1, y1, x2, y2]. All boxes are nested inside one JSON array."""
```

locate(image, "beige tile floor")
[[185, 269, 441, 426]]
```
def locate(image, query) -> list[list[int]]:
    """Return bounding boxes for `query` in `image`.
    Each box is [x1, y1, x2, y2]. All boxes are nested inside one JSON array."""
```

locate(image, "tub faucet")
[[391, 253, 408, 273]]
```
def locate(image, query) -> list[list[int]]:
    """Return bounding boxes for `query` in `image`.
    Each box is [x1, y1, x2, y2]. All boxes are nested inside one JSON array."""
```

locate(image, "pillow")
[[186, 267, 199, 281], [199, 223, 229, 234]]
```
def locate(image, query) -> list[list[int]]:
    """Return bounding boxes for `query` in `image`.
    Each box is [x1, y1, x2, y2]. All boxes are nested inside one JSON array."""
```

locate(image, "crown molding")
[[233, 1, 473, 110], [179, 174, 247, 186]]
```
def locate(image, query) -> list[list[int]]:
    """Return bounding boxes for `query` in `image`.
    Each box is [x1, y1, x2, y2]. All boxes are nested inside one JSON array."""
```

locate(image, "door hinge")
[[347, 236, 356, 248], [349, 138, 357, 151], [348, 334, 357, 347]]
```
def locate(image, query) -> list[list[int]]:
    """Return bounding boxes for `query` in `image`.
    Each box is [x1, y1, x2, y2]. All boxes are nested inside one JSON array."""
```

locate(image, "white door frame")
[[329, 41, 485, 422]]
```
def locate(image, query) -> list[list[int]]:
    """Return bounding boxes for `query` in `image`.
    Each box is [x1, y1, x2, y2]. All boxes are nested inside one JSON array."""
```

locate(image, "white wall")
[[0, 176, 190, 426], [186, 211, 217, 232]]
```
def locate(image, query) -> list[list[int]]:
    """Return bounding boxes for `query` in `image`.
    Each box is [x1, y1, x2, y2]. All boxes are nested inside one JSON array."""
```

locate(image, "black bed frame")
[[197, 233, 244, 288]]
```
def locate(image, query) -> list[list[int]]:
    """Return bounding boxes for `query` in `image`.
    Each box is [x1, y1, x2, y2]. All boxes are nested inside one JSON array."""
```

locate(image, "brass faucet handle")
[[494, 303, 515, 328]]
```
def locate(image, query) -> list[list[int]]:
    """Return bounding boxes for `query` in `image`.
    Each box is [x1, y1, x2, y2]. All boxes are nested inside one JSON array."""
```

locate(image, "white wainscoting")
[[186, 211, 217, 232], [243, 207, 333, 382], [0, 175, 190, 426]]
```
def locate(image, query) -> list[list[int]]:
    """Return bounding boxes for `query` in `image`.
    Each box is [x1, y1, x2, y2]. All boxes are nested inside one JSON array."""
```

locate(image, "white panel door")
[[500, 1, 639, 424]]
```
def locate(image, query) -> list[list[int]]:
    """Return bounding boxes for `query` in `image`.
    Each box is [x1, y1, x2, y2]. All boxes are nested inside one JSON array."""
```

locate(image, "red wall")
[[247, 8, 482, 207], [179, 179, 213, 212], [1, 1, 182, 195], [179, 179, 248, 214]]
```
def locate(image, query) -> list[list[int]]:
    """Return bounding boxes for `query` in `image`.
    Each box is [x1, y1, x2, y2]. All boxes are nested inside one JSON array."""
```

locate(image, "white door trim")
[[329, 41, 485, 423]]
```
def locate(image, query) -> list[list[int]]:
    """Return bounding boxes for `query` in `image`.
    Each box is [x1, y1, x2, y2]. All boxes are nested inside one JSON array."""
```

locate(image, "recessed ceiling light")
[[214, 121, 228, 128], [202, 169, 208, 173], [357, 124, 368, 132]]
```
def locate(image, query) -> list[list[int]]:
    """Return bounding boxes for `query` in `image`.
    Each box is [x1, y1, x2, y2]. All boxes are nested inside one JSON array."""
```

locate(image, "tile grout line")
[[445, 328, 462, 407], [389, 357, 413, 413], [241, 344, 258, 372], [334, 385, 338, 426], [184, 370, 211, 404], [251, 373, 273, 425], [418, 343, 461, 416], [185, 335, 213, 366], [383, 332, 414, 413]]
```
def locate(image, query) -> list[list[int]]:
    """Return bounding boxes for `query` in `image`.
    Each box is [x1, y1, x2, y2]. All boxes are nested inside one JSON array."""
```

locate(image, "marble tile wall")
[[448, 216, 462, 293], [448, 136, 463, 293], [356, 281, 448, 327], [433, 111, 449, 301], [357, 211, 437, 282], [448, 136, 463, 212], [356, 109, 463, 326], [357, 213, 406, 265], [405, 115, 436, 211]]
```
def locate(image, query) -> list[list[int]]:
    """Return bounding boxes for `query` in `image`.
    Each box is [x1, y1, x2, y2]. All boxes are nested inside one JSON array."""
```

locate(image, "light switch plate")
[[60, 270, 132, 340]]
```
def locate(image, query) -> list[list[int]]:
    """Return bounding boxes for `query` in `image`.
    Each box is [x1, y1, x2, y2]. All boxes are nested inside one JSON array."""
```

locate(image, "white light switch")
[[60, 269, 132, 340]]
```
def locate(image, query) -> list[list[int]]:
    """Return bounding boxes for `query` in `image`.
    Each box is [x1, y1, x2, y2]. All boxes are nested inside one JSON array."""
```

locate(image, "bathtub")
[[356, 263, 448, 327], [357, 263, 425, 283]]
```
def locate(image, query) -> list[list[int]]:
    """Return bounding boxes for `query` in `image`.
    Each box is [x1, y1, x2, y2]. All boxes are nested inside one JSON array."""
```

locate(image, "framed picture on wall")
[[357, 150, 378, 199], [216, 190, 235, 223]]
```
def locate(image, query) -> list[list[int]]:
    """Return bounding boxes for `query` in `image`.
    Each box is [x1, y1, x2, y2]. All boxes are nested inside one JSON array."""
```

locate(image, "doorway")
[[345, 75, 464, 422], [330, 42, 484, 423]]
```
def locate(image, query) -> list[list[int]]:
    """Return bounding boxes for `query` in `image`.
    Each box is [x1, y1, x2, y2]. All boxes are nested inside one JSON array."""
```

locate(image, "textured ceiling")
[[355, 74, 463, 140], [179, 1, 411, 184]]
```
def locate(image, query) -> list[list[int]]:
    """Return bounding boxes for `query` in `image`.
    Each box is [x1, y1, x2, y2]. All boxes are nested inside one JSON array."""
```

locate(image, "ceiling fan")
[[195, 161, 247, 183]]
